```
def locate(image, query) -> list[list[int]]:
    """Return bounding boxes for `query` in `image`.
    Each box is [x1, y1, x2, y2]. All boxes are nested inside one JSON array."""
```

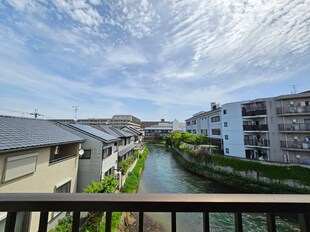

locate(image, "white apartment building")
[[221, 101, 246, 158], [185, 103, 223, 148]]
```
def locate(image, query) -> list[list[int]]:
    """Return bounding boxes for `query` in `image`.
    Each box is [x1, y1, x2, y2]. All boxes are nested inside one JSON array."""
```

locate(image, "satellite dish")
[[79, 149, 84, 156]]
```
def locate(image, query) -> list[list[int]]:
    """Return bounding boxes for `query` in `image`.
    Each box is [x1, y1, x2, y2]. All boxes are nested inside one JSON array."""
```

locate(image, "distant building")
[[144, 119, 185, 140], [51, 114, 141, 129], [0, 116, 84, 231]]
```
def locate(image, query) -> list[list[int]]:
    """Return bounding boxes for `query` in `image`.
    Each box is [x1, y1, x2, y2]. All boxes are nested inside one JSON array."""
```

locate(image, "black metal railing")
[[243, 124, 269, 131], [278, 123, 310, 131], [280, 141, 310, 150], [244, 139, 270, 147], [0, 193, 309, 232], [242, 109, 267, 117], [277, 106, 310, 114]]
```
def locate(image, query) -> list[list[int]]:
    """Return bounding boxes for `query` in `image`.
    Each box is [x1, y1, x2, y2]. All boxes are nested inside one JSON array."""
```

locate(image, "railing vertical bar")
[[171, 212, 176, 232], [234, 212, 243, 232], [105, 212, 112, 232], [266, 213, 276, 232], [38, 211, 48, 232], [139, 212, 144, 232], [4, 212, 17, 232], [298, 213, 310, 232], [203, 212, 210, 232], [72, 211, 81, 232]]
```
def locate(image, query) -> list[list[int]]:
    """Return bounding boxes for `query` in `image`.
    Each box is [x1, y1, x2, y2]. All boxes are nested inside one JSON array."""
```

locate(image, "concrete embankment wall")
[[172, 147, 310, 193]]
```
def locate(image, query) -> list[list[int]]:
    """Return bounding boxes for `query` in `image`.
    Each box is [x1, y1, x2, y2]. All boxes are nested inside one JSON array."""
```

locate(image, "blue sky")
[[0, 0, 310, 121]]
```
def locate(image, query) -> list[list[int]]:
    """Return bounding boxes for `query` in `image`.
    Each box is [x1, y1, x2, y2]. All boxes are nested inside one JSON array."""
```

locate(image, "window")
[[80, 149, 91, 159], [211, 116, 220, 122], [212, 129, 221, 135], [186, 121, 191, 125], [3, 153, 38, 182], [192, 120, 196, 125], [223, 109, 227, 114], [103, 147, 112, 159], [193, 129, 196, 134], [225, 135, 229, 140], [225, 148, 229, 153], [224, 122, 228, 127], [55, 181, 71, 193]]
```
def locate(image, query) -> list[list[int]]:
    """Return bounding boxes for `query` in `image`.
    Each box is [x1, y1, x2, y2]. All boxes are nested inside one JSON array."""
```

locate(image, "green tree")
[[181, 132, 195, 144], [194, 133, 208, 145], [171, 131, 182, 147]]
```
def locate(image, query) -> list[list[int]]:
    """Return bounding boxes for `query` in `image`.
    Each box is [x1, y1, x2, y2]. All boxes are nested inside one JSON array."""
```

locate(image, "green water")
[[137, 144, 299, 232]]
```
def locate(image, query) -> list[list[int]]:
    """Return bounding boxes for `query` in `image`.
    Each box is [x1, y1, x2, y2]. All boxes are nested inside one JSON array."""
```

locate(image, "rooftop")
[[0, 115, 84, 153]]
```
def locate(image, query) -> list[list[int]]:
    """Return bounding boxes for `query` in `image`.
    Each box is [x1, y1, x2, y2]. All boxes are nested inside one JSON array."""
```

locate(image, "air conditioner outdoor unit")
[[290, 101, 294, 105]]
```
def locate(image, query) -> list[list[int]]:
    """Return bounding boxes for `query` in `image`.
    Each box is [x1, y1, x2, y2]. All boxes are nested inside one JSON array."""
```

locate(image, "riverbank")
[[170, 147, 310, 194]]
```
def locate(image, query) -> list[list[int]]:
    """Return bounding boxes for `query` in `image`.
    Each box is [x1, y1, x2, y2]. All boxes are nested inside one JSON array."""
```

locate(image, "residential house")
[[121, 125, 143, 142], [93, 125, 136, 163], [57, 124, 120, 192], [0, 116, 84, 232]]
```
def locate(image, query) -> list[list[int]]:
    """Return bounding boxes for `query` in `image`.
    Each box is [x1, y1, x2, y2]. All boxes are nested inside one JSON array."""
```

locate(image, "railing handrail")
[[0, 193, 309, 213]]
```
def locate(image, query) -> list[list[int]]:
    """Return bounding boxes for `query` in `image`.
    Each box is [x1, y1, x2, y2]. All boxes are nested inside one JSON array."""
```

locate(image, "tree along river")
[[137, 144, 299, 232]]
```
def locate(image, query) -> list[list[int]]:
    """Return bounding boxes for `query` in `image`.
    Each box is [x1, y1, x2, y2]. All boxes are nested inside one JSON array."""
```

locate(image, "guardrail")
[[0, 193, 309, 232]]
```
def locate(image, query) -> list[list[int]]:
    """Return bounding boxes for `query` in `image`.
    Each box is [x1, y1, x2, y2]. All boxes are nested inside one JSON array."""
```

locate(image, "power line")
[[0, 108, 44, 119]]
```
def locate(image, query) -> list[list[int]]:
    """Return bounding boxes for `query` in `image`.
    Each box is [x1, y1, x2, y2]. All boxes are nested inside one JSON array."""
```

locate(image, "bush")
[[84, 175, 118, 193], [118, 149, 139, 175]]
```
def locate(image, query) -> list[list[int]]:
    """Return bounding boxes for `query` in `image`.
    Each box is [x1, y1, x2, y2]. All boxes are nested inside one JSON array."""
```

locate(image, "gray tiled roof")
[[0, 116, 84, 153], [94, 125, 133, 138], [69, 124, 119, 142]]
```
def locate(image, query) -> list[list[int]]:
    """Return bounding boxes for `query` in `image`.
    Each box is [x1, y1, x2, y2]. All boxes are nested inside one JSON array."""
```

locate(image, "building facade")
[[57, 124, 120, 192], [0, 116, 84, 232], [185, 103, 223, 148]]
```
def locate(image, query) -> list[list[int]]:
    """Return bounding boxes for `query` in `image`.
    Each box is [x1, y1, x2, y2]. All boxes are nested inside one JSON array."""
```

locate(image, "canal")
[[137, 144, 299, 232]]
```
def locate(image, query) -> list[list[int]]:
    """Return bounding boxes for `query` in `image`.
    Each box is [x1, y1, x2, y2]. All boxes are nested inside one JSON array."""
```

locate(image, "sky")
[[0, 0, 310, 121]]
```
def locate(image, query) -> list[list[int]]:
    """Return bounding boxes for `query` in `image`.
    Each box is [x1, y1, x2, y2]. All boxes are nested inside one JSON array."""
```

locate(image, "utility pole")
[[30, 109, 44, 119], [72, 106, 79, 121], [290, 85, 299, 94]]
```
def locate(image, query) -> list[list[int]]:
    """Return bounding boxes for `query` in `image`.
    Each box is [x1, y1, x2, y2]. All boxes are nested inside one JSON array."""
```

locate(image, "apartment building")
[[186, 91, 310, 163], [185, 103, 222, 147], [275, 91, 310, 163], [221, 101, 246, 158], [0, 116, 84, 231], [51, 114, 141, 129], [57, 124, 120, 192]]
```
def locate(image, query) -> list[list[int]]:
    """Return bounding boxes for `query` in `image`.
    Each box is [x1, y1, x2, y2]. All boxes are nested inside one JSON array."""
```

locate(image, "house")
[[121, 125, 143, 142], [93, 125, 136, 163], [0, 115, 84, 232], [57, 123, 120, 192]]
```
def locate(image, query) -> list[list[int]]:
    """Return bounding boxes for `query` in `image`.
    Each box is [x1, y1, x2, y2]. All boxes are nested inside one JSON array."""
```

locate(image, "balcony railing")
[[244, 139, 270, 147], [280, 141, 310, 150], [0, 193, 309, 232], [278, 123, 310, 132], [242, 109, 267, 117], [243, 124, 269, 131], [277, 106, 310, 114]]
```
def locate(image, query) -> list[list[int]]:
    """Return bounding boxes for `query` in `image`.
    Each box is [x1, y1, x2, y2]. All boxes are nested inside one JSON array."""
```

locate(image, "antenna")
[[72, 106, 79, 121], [29, 109, 44, 119], [290, 85, 299, 94]]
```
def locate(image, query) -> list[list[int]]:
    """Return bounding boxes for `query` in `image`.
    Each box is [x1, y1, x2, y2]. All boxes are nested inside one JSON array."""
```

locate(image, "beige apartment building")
[[0, 116, 84, 232]]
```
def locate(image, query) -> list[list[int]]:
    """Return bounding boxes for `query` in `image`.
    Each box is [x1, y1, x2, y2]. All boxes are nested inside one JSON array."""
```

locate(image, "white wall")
[[222, 102, 246, 158]]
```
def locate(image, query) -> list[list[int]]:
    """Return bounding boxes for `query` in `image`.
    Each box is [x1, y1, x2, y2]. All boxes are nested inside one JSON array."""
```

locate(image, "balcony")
[[278, 123, 310, 132], [277, 106, 310, 115], [242, 109, 267, 117], [0, 193, 309, 232], [243, 124, 268, 131], [244, 139, 270, 147], [280, 141, 310, 150]]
